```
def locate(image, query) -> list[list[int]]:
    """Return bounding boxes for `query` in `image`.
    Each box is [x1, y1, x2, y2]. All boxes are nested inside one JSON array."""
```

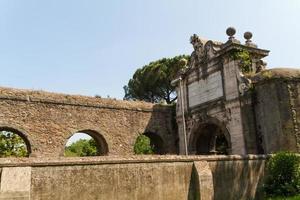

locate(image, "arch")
[[0, 126, 31, 157], [188, 118, 231, 155], [63, 129, 108, 156], [143, 132, 165, 155]]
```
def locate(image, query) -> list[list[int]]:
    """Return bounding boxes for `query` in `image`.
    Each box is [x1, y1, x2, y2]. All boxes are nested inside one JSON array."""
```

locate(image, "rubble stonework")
[[0, 87, 177, 157], [173, 27, 300, 155]]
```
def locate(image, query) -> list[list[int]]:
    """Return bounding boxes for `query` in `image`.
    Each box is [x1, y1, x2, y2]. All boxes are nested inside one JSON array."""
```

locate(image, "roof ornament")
[[244, 31, 257, 48], [189, 34, 205, 68], [225, 27, 240, 44], [226, 27, 236, 40], [190, 34, 204, 52]]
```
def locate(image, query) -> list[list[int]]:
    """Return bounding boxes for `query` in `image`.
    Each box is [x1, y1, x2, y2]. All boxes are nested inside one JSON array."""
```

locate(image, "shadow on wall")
[[209, 159, 265, 200], [188, 118, 232, 155], [143, 104, 178, 155]]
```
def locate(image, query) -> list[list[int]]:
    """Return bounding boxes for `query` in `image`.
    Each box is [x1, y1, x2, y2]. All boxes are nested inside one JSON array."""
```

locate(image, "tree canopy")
[[124, 55, 189, 104], [64, 139, 98, 157], [0, 131, 28, 157]]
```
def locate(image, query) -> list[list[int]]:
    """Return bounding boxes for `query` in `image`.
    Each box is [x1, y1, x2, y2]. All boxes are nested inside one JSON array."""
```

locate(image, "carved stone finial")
[[189, 34, 205, 68], [226, 27, 236, 40], [255, 60, 267, 73], [244, 31, 257, 47], [244, 31, 252, 42], [190, 34, 202, 48]]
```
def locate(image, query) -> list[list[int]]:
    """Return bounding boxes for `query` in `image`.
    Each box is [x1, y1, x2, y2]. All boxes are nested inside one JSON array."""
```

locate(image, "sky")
[[0, 0, 299, 100]]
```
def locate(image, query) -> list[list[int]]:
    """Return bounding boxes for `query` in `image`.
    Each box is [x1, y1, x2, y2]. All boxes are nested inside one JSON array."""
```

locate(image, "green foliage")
[[230, 49, 252, 74], [124, 55, 190, 104], [65, 139, 98, 157], [261, 70, 273, 79], [267, 195, 300, 200], [134, 134, 154, 155], [264, 152, 300, 198], [0, 131, 28, 157]]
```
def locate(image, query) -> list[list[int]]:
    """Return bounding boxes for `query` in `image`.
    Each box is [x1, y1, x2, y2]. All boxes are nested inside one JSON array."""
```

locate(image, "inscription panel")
[[188, 71, 223, 108]]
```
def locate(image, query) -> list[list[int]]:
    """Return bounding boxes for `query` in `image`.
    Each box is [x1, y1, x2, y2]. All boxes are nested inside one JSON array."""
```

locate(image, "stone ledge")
[[251, 68, 300, 83], [0, 86, 173, 113], [0, 155, 268, 167]]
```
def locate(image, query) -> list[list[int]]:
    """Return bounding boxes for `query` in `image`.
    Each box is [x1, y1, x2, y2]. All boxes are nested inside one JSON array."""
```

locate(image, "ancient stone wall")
[[253, 69, 300, 153], [0, 155, 266, 200], [0, 87, 177, 157]]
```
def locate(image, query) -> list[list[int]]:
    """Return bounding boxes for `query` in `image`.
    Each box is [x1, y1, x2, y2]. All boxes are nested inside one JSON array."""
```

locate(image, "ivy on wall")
[[230, 49, 252, 74]]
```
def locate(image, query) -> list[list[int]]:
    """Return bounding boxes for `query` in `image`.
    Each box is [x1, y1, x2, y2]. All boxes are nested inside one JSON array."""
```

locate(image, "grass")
[[267, 195, 300, 200]]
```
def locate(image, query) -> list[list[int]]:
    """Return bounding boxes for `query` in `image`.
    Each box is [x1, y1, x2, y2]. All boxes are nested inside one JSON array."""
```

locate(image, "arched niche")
[[189, 121, 231, 155], [64, 129, 108, 157], [0, 127, 31, 157], [143, 132, 166, 155]]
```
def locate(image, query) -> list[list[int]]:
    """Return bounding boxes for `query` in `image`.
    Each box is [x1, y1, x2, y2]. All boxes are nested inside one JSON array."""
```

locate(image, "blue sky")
[[0, 0, 299, 100]]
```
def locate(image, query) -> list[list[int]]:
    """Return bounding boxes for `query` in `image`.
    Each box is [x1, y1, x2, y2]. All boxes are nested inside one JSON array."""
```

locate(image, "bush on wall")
[[264, 151, 300, 197], [134, 134, 153, 155]]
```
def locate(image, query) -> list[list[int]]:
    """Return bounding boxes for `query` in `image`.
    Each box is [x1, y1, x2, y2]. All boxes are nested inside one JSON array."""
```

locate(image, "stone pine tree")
[[124, 55, 189, 104]]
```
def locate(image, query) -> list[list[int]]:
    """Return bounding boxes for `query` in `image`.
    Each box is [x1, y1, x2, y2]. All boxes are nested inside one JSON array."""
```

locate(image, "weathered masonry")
[[174, 27, 300, 155], [0, 155, 266, 200], [0, 87, 177, 157]]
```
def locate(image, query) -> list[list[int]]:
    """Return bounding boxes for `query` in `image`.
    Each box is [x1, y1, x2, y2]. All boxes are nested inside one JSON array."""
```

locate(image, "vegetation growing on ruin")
[[267, 195, 300, 200], [65, 139, 98, 157], [0, 131, 28, 157], [230, 49, 252, 74], [124, 55, 190, 104], [264, 152, 300, 198], [261, 70, 273, 79], [134, 134, 154, 155]]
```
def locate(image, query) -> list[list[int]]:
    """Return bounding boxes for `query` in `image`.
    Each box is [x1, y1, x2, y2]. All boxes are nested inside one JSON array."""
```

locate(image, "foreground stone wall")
[[0, 155, 266, 200], [0, 87, 177, 157]]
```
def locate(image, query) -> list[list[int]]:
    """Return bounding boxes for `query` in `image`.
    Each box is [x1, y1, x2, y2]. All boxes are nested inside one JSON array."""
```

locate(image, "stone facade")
[[174, 28, 300, 155], [0, 87, 177, 157]]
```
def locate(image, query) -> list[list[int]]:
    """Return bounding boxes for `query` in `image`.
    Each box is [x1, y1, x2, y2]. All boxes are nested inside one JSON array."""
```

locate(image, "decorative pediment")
[[189, 34, 221, 69]]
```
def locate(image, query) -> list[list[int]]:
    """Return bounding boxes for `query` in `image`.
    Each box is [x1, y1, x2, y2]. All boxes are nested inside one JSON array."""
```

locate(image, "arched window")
[[190, 123, 230, 155], [64, 130, 108, 157], [0, 127, 31, 157]]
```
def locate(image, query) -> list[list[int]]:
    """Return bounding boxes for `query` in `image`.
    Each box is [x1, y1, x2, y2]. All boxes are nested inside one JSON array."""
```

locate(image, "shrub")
[[229, 49, 252, 74], [264, 152, 300, 197], [134, 134, 153, 155]]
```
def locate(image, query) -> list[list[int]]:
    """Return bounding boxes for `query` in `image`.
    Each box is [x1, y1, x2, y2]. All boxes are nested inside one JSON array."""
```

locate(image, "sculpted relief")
[[189, 34, 220, 69]]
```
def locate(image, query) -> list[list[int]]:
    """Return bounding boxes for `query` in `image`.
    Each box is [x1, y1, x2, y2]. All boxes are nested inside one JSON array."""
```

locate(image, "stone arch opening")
[[0, 127, 31, 157], [64, 130, 108, 157], [143, 132, 165, 155], [189, 123, 231, 155]]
